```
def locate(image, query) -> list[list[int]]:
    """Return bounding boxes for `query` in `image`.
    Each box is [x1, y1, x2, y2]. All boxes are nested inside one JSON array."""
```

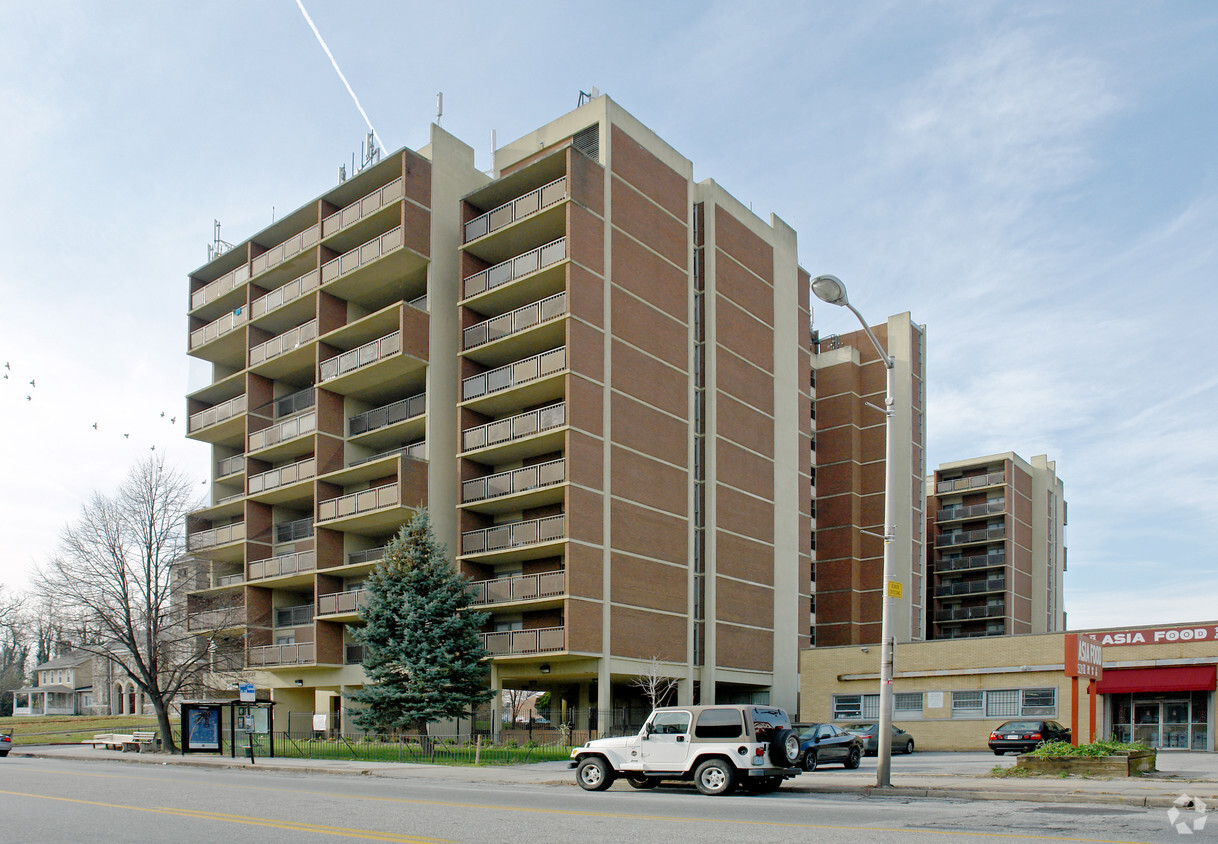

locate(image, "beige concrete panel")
[[609, 552, 688, 613]]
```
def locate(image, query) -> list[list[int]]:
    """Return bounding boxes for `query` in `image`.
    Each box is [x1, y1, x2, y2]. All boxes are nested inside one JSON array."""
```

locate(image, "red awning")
[[1096, 665, 1217, 694]]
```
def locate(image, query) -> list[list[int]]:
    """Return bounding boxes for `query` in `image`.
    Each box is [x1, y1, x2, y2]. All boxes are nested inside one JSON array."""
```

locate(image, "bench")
[[82, 733, 129, 750], [122, 731, 159, 752]]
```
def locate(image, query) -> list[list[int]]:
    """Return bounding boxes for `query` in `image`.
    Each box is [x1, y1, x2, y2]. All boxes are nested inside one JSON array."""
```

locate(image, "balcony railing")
[[345, 643, 366, 664], [463, 237, 566, 299], [348, 546, 387, 566], [249, 410, 316, 452], [318, 589, 368, 615], [461, 347, 566, 402], [935, 578, 1006, 598], [247, 643, 314, 667], [250, 269, 320, 320], [936, 471, 1005, 495], [320, 332, 401, 383], [936, 501, 1005, 522], [214, 572, 244, 588], [274, 517, 313, 544], [935, 604, 1005, 623], [191, 264, 250, 311], [462, 403, 565, 452], [935, 527, 1006, 548], [349, 392, 425, 436], [190, 308, 248, 350], [322, 177, 403, 237], [465, 570, 565, 606], [251, 224, 320, 278], [217, 455, 245, 477], [318, 483, 401, 522], [934, 553, 1006, 573], [462, 459, 565, 504], [248, 458, 316, 495], [249, 319, 317, 367], [189, 394, 246, 434], [461, 514, 565, 555], [187, 522, 245, 551], [350, 442, 427, 467], [463, 292, 566, 350], [248, 550, 315, 581], [275, 603, 314, 627], [481, 626, 566, 656], [464, 176, 567, 243], [321, 226, 403, 286], [187, 606, 246, 631]]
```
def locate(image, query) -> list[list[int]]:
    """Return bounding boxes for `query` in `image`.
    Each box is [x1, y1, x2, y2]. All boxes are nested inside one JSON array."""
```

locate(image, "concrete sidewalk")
[[11, 744, 1218, 810]]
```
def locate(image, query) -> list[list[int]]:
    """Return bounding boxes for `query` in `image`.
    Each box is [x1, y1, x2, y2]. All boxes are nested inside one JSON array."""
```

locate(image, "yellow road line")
[[0, 790, 449, 843], [5, 770, 1156, 844]]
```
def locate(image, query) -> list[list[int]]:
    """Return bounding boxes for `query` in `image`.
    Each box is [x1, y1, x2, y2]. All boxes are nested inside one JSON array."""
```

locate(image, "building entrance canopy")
[[1096, 665, 1216, 695]]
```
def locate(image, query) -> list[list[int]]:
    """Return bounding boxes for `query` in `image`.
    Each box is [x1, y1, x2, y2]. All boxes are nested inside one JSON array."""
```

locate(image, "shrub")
[[1026, 739, 1148, 758]]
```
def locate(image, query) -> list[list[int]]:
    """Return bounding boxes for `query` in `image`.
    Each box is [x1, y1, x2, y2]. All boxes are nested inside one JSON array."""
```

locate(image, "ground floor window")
[[1108, 692, 1209, 749]]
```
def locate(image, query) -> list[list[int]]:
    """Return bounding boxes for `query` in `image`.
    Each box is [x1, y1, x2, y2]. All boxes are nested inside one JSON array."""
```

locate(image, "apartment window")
[[986, 689, 1020, 717], [894, 692, 923, 713], [1022, 688, 1057, 715], [951, 691, 984, 716]]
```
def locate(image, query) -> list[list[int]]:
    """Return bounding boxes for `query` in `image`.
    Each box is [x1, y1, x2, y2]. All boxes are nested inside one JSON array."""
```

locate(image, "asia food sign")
[[1064, 633, 1103, 680], [1093, 625, 1218, 647]]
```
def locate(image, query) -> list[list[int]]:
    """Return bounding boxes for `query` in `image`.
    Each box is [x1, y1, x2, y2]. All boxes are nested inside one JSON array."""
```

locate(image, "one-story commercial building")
[[800, 621, 1218, 751]]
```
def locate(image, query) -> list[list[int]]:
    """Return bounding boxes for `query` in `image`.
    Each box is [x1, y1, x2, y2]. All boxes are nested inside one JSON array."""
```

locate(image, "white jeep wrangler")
[[569, 704, 802, 795]]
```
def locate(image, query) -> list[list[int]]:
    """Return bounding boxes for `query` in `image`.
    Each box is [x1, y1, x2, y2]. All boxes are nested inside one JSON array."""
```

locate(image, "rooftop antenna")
[[208, 220, 233, 262], [436, 92, 443, 127], [577, 86, 601, 107], [489, 129, 497, 176]]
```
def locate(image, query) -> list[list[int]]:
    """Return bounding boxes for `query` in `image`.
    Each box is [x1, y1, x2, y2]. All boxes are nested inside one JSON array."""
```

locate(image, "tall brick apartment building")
[[183, 96, 812, 730], [810, 314, 927, 647]]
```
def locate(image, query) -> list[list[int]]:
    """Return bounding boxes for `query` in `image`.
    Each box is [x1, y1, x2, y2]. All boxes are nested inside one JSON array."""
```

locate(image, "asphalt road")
[[0, 755, 1199, 843]]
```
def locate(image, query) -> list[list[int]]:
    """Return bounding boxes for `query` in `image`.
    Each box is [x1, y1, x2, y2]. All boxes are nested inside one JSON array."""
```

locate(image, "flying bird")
[[170, 417, 176, 424], [92, 422, 98, 430], [160, 411, 165, 417], [26, 395, 31, 401], [29, 379, 35, 387], [123, 433, 129, 439], [3, 362, 9, 369]]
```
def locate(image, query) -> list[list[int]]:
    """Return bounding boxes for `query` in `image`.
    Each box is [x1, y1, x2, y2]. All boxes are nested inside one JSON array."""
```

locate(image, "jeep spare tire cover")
[[769, 728, 800, 767]]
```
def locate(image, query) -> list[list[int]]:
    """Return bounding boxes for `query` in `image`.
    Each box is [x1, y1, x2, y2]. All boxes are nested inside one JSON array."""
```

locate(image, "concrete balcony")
[[461, 347, 566, 416], [188, 394, 246, 443], [460, 514, 565, 559], [321, 331, 401, 384], [461, 459, 565, 514], [187, 606, 247, 632], [251, 223, 320, 279], [934, 603, 1005, 623], [934, 578, 1006, 598], [248, 457, 316, 500], [482, 625, 565, 656], [217, 454, 245, 478], [190, 263, 250, 315], [317, 588, 368, 619], [461, 403, 565, 460], [465, 570, 565, 607], [317, 481, 417, 534], [249, 318, 318, 374], [462, 237, 567, 301], [247, 642, 315, 667], [933, 552, 1006, 573], [249, 269, 320, 322], [935, 526, 1007, 548], [189, 308, 248, 368], [322, 176, 403, 240], [187, 522, 245, 553], [935, 501, 1005, 523], [248, 410, 316, 457], [464, 176, 566, 244], [936, 471, 1005, 495], [248, 550, 316, 583]]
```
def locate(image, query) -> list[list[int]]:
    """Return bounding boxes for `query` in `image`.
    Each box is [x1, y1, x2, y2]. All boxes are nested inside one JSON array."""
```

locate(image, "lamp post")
[[811, 274, 898, 788]]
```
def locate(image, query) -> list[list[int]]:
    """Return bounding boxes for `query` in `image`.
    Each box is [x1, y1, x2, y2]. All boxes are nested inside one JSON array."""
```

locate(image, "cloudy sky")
[[1, 1, 1214, 629]]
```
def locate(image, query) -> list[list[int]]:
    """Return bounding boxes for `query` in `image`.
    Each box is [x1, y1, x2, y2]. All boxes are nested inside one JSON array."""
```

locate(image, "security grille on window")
[[1022, 688, 1056, 715], [986, 689, 1020, 717], [951, 691, 983, 716], [832, 695, 861, 720], [894, 692, 923, 713]]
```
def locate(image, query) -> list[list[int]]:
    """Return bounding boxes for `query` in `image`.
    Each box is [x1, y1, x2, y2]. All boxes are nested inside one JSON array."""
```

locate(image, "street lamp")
[[812, 274, 898, 788]]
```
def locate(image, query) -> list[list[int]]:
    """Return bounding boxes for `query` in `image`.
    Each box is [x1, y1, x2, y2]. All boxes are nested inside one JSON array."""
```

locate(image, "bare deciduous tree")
[[502, 688, 537, 724], [631, 656, 679, 711], [0, 587, 28, 717], [37, 456, 216, 752]]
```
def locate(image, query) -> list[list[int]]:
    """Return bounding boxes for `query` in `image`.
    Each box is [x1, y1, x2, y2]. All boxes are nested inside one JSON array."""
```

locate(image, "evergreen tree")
[[347, 510, 492, 738]]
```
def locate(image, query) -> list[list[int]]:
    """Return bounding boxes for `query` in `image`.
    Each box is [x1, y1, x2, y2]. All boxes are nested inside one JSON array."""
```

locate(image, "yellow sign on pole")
[[886, 580, 903, 599]]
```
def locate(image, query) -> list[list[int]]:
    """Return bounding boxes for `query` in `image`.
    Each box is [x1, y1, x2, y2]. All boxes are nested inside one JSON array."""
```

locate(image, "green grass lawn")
[[1, 714, 158, 746]]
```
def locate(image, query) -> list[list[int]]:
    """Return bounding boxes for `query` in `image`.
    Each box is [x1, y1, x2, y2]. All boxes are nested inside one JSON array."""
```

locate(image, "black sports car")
[[795, 723, 864, 771]]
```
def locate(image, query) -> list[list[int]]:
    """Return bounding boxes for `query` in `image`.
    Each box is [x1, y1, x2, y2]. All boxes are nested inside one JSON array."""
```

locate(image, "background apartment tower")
[[184, 96, 811, 733], [811, 314, 926, 647], [926, 453, 1067, 639]]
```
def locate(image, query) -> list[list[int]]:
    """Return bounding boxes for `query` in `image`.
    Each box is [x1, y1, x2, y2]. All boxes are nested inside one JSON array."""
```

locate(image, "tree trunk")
[[152, 696, 176, 753], [414, 718, 433, 759]]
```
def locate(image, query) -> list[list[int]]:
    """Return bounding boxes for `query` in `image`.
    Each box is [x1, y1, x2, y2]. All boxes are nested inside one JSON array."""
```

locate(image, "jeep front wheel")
[[693, 758, 736, 796], [576, 757, 615, 791]]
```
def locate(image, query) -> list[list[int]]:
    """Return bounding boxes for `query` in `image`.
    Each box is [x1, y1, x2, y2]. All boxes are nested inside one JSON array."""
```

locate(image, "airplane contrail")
[[294, 0, 385, 155]]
